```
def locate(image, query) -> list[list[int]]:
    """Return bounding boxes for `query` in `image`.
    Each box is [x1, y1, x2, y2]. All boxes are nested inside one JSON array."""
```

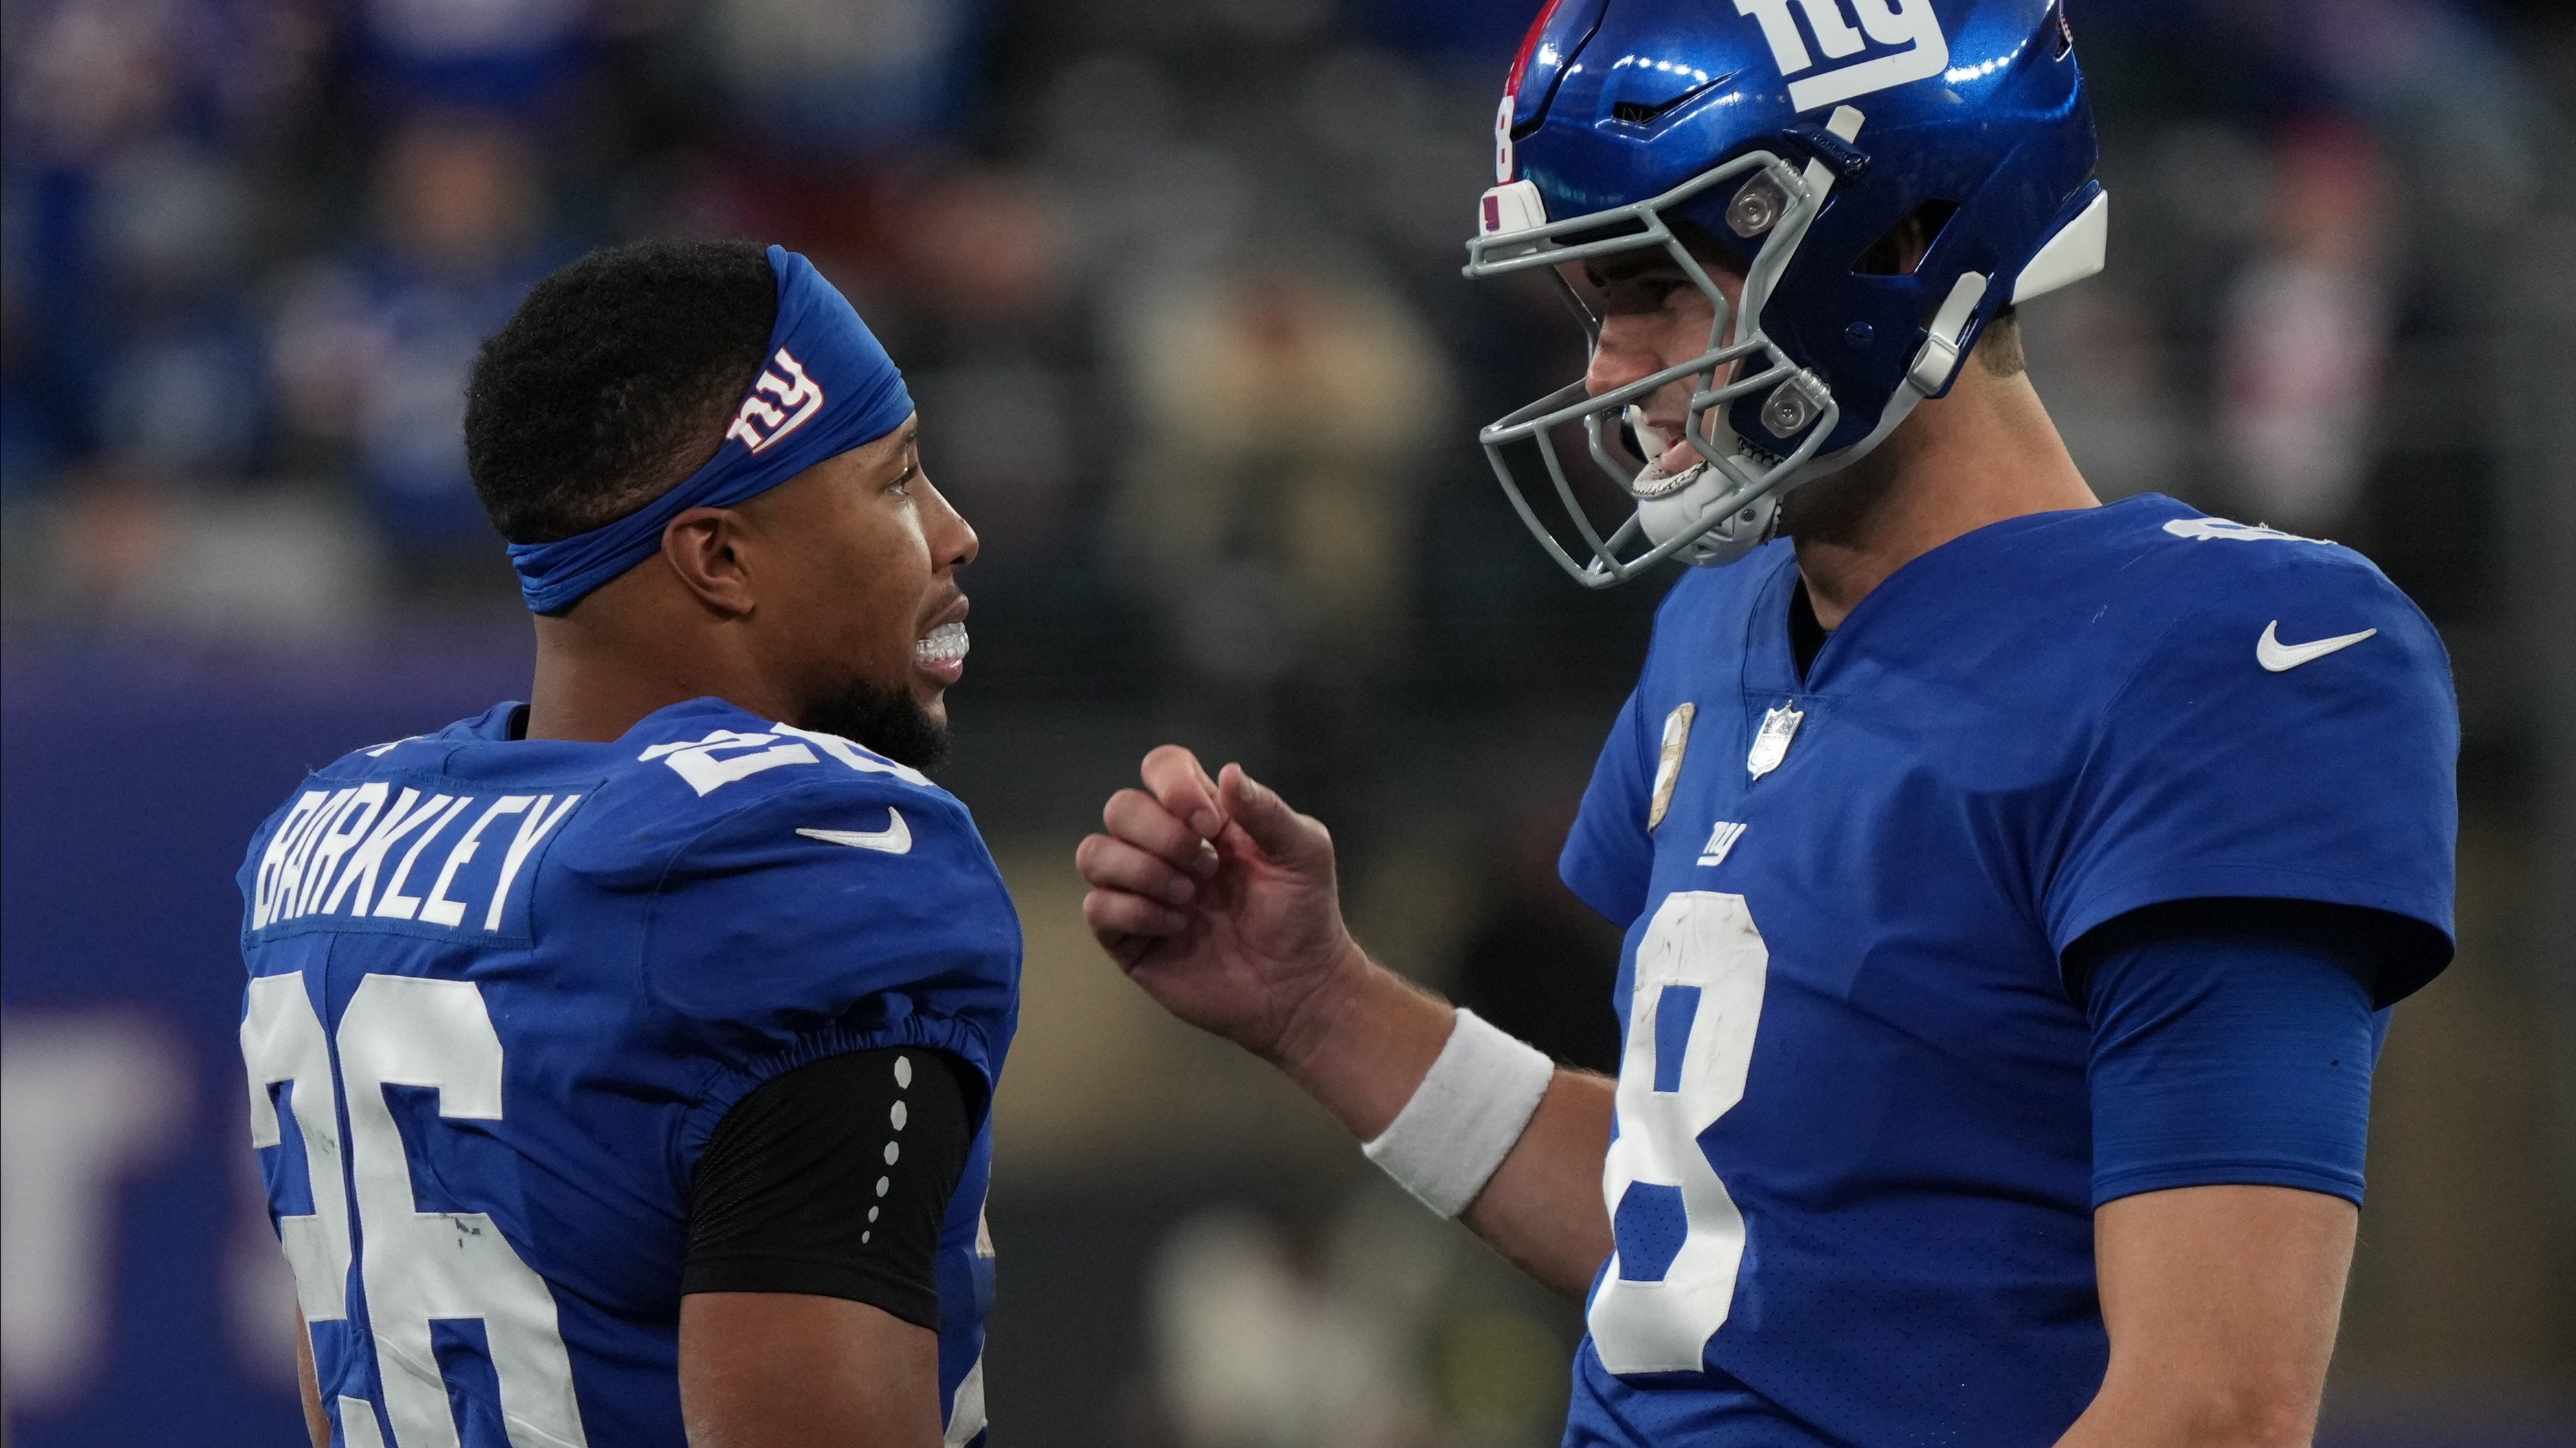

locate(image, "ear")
[[659, 507, 758, 618]]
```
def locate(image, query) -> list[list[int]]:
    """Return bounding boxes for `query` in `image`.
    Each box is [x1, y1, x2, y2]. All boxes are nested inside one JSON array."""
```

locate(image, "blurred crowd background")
[[3, 0, 2573, 1444]]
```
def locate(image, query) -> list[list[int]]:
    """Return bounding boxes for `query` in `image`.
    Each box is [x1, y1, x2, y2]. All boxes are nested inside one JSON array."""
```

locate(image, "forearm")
[[1267, 947, 1451, 1138], [296, 1318, 329, 1448], [1275, 953, 1615, 1301], [2053, 1185, 2355, 1448], [1460, 1067, 1615, 1300], [2053, 1377, 2320, 1448]]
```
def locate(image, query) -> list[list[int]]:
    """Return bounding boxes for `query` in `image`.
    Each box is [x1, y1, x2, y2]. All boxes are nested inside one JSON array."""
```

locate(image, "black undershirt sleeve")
[[682, 1046, 977, 1329]]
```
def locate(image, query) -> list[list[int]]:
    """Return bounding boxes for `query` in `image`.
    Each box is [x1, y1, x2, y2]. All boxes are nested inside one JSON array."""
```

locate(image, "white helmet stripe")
[[2012, 188, 2110, 304]]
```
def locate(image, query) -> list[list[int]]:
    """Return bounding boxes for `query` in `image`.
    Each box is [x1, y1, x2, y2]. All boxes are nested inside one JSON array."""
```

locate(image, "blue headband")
[[507, 245, 915, 614]]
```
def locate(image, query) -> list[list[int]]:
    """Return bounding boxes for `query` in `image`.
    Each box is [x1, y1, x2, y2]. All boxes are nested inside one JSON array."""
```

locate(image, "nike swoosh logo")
[[2257, 620, 2377, 672], [796, 809, 912, 855]]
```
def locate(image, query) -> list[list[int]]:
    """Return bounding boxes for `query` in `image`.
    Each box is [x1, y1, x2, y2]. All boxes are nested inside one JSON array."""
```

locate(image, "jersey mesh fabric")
[[1555, 495, 2454, 1447]]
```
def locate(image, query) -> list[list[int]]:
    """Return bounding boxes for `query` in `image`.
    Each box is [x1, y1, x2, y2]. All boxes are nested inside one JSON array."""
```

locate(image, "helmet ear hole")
[[1853, 199, 1960, 276]]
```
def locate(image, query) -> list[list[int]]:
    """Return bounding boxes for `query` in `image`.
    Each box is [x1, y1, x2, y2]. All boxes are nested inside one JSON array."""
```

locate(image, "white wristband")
[[1362, 1008, 1555, 1219]]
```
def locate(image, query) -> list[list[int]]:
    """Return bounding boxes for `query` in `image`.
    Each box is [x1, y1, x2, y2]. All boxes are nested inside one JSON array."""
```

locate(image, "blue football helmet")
[[1466, 0, 2106, 585]]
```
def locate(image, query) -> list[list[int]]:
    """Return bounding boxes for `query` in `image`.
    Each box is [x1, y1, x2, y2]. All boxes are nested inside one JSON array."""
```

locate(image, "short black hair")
[[465, 239, 777, 544]]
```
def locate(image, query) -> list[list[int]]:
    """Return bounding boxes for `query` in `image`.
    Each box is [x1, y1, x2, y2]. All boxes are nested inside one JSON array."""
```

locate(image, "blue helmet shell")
[[1507, 0, 2100, 458]]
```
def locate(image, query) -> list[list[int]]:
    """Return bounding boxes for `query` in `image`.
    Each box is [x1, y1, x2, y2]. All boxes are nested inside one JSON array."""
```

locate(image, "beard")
[[796, 673, 950, 772]]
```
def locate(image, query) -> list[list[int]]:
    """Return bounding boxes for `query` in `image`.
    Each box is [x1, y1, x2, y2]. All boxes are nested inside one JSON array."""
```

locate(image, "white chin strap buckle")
[[1906, 270, 1989, 396]]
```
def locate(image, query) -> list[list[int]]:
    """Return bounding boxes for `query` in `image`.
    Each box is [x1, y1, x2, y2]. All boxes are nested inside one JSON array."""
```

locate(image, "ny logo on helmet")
[[724, 348, 826, 454], [1735, 0, 1950, 113]]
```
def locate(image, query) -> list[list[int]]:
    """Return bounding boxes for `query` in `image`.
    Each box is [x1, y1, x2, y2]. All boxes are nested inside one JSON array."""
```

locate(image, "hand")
[[1077, 746, 1366, 1066], [1083, 747, 1616, 1304]]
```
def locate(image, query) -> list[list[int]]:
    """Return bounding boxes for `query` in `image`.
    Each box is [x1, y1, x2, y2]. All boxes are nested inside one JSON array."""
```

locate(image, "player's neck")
[[1783, 365, 2095, 631], [523, 582, 786, 743]]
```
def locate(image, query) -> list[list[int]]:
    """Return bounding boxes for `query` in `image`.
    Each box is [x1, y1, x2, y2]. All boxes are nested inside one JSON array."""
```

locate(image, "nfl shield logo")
[[1748, 703, 1804, 781]]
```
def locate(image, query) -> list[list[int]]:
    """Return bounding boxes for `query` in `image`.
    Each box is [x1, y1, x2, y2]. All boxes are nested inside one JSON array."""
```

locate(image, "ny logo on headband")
[[723, 348, 826, 454]]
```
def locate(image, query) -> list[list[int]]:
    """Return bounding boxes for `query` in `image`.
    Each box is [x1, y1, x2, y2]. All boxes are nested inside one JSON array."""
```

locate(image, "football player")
[[238, 240, 1010, 1447], [1076, 1, 2455, 1443]]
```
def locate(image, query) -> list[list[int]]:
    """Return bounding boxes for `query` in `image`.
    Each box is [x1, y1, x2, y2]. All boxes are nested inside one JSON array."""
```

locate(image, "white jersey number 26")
[[1588, 891, 1770, 1375], [242, 971, 588, 1447]]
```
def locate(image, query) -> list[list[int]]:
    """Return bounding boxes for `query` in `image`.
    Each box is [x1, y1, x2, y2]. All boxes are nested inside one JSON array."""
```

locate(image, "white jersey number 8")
[[1588, 891, 1770, 1375], [243, 971, 589, 1447]]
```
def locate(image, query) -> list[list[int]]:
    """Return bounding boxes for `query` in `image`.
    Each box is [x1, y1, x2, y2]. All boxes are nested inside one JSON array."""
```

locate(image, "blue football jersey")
[[236, 697, 1019, 1448], [1555, 496, 2456, 1446]]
